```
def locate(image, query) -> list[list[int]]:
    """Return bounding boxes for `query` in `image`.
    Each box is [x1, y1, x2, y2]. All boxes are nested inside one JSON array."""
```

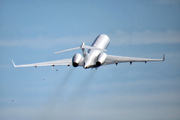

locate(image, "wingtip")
[[11, 60, 16, 67], [163, 54, 165, 61]]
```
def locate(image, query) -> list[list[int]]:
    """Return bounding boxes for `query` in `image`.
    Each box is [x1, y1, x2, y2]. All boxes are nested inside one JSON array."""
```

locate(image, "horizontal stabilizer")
[[83, 45, 106, 52], [54, 47, 80, 54], [54, 42, 106, 54]]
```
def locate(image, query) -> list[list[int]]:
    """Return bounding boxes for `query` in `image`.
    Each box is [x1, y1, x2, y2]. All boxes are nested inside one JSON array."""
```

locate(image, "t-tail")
[[54, 42, 106, 57]]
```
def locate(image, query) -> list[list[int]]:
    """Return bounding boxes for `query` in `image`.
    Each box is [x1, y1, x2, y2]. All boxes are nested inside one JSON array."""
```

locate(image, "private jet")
[[12, 34, 165, 69]]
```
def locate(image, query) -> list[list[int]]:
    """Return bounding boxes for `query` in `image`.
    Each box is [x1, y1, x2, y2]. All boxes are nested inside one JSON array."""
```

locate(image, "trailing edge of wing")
[[11, 59, 72, 68], [104, 54, 165, 65]]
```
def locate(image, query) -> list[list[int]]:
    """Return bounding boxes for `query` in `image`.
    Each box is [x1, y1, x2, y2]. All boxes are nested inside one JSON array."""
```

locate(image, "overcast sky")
[[0, 0, 180, 120]]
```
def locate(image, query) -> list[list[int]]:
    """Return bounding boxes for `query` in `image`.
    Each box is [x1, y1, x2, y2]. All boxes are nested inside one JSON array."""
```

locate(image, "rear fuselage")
[[83, 34, 110, 68]]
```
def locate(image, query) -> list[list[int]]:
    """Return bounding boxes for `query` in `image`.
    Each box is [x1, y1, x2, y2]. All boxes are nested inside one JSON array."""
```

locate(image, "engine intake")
[[96, 52, 107, 67], [72, 53, 82, 67]]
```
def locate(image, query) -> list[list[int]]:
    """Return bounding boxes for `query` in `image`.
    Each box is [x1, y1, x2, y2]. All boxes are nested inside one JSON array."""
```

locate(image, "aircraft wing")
[[12, 59, 72, 68], [104, 54, 165, 65]]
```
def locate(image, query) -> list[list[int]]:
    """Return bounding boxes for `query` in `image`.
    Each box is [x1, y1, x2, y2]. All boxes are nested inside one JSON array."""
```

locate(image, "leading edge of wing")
[[12, 59, 72, 68], [104, 54, 165, 65]]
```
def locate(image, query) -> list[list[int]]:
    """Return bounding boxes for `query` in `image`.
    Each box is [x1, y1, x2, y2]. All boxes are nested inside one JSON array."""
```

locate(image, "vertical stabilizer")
[[80, 42, 87, 57]]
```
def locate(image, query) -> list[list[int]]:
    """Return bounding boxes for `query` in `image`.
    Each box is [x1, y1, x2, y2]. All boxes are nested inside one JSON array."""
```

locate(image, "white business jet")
[[12, 34, 165, 69]]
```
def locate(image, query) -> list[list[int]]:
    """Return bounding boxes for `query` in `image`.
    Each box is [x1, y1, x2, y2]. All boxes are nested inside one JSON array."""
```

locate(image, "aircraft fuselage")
[[83, 34, 110, 68]]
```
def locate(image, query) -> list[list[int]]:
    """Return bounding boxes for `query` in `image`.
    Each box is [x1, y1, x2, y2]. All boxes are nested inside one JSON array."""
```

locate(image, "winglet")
[[11, 60, 16, 67], [163, 54, 165, 61]]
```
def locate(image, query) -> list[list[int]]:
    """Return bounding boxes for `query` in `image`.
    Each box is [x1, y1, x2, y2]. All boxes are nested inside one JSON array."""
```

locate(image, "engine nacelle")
[[96, 52, 107, 67], [72, 53, 82, 67]]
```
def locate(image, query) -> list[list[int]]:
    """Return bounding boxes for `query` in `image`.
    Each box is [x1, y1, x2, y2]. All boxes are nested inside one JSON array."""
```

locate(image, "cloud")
[[0, 65, 9, 68], [1, 83, 179, 120], [156, 0, 180, 4], [109, 30, 180, 45], [0, 30, 180, 48], [0, 34, 95, 48]]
